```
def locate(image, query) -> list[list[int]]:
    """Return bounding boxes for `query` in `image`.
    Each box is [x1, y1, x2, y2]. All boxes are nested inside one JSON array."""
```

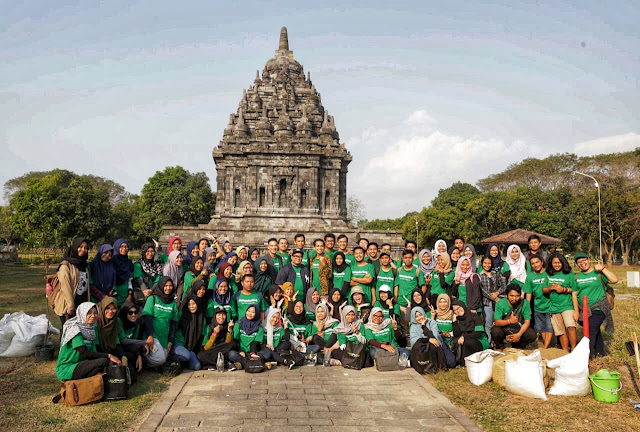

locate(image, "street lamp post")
[[415, 215, 419, 249], [574, 171, 602, 263]]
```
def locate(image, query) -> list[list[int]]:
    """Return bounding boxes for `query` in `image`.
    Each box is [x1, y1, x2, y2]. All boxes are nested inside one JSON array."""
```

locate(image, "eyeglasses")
[[128, 310, 139, 316]]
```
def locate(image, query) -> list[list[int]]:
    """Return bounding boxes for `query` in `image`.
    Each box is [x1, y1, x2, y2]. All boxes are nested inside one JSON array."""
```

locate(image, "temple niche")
[[212, 27, 350, 224], [162, 27, 403, 251]]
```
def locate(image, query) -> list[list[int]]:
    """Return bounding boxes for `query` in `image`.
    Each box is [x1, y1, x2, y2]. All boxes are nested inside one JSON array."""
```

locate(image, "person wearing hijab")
[[173, 295, 204, 370], [248, 247, 260, 264], [54, 237, 90, 326], [266, 284, 286, 314], [89, 244, 116, 303], [434, 239, 447, 256], [327, 288, 344, 320], [365, 307, 410, 361], [310, 303, 339, 349], [409, 306, 448, 372], [252, 257, 273, 296], [427, 252, 454, 306], [198, 306, 236, 370], [209, 262, 234, 292], [235, 259, 253, 286], [478, 255, 507, 342], [162, 250, 184, 293], [463, 244, 478, 273], [284, 299, 321, 356], [332, 252, 352, 297], [373, 285, 401, 321], [183, 280, 208, 313], [452, 257, 483, 313], [184, 241, 199, 266], [111, 239, 134, 306], [133, 243, 163, 306], [418, 249, 436, 281], [142, 276, 179, 367], [448, 246, 461, 270], [158, 236, 182, 264], [260, 308, 292, 367], [505, 245, 527, 288], [322, 305, 367, 366], [203, 247, 217, 275], [208, 278, 234, 325], [229, 304, 264, 369], [433, 294, 454, 346], [181, 256, 207, 306], [451, 300, 488, 365], [486, 243, 511, 283], [406, 287, 430, 321], [56, 302, 120, 381], [305, 288, 321, 321], [96, 297, 127, 363], [117, 301, 146, 372]]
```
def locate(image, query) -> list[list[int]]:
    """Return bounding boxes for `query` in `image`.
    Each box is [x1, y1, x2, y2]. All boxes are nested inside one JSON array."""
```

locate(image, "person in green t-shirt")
[[305, 288, 321, 321], [323, 233, 336, 260], [260, 308, 293, 367], [228, 304, 265, 369], [451, 300, 489, 364], [394, 249, 427, 341], [276, 238, 291, 266], [322, 305, 367, 366], [293, 234, 311, 268], [524, 255, 552, 348], [350, 246, 375, 303], [336, 234, 355, 267], [208, 279, 235, 324], [366, 242, 381, 273], [158, 236, 182, 265], [112, 239, 134, 306], [574, 252, 619, 358], [375, 252, 396, 301], [428, 252, 455, 306], [332, 252, 352, 296], [364, 307, 410, 362], [56, 302, 116, 382], [142, 276, 179, 367], [309, 303, 339, 348], [232, 274, 267, 323], [373, 285, 401, 320], [491, 284, 537, 349], [544, 253, 579, 352], [132, 243, 163, 306]]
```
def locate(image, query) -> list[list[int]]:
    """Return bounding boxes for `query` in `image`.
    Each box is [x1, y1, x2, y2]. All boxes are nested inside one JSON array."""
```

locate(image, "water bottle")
[[323, 350, 331, 367], [399, 352, 409, 369], [216, 352, 224, 373]]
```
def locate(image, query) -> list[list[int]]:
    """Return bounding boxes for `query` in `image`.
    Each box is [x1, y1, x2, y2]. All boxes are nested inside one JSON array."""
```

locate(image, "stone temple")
[[162, 27, 403, 251]]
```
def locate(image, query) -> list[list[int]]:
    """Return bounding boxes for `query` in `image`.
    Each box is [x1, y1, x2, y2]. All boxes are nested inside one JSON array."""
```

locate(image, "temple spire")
[[279, 27, 289, 51]]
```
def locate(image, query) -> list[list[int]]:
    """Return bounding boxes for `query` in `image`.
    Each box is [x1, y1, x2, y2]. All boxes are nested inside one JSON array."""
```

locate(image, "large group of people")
[[54, 232, 618, 385]]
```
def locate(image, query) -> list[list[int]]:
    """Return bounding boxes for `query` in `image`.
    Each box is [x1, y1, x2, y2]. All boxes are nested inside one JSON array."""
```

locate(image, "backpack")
[[52, 373, 104, 406], [44, 261, 69, 309]]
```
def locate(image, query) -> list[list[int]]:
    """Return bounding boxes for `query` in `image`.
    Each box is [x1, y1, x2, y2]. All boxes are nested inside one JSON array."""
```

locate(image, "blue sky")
[[1, 1, 638, 218]]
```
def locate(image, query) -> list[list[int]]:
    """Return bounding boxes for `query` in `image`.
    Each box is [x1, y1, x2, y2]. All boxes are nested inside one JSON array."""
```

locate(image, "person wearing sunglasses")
[[118, 301, 147, 372]]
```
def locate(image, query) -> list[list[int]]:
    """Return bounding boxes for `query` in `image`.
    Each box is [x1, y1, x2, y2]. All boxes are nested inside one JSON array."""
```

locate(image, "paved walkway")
[[138, 366, 482, 432]]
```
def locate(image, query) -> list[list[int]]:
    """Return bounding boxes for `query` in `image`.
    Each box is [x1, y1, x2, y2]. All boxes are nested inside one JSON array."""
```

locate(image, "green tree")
[[134, 166, 216, 240], [0, 206, 19, 245], [9, 170, 112, 248]]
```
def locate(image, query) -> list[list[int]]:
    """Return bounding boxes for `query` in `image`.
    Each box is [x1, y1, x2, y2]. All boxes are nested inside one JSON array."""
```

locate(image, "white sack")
[[505, 349, 547, 400], [0, 312, 59, 357], [547, 337, 591, 396], [465, 349, 504, 386]]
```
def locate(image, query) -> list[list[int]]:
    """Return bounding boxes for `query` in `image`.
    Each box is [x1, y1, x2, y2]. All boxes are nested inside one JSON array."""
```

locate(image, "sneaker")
[[226, 362, 237, 371]]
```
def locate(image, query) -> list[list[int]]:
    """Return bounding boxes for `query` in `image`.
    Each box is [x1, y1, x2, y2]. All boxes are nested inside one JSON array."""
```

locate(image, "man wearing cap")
[[275, 248, 310, 301], [374, 252, 396, 302]]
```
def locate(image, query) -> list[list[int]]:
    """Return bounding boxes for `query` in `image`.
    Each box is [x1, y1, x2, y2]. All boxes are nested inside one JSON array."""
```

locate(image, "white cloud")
[[348, 110, 543, 219], [573, 133, 640, 156]]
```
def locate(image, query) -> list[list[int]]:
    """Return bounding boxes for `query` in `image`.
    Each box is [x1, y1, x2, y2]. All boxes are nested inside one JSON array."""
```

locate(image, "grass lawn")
[[0, 264, 170, 432], [424, 268, 640, 432], [2, 264, 640, 431]]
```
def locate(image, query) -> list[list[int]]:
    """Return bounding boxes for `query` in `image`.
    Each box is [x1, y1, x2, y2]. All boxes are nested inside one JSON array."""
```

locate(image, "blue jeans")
[[229, 350, 246, 366], [369, 346, 410, 361], [483, 305, 494, 343], [174, 345, 201, 370]]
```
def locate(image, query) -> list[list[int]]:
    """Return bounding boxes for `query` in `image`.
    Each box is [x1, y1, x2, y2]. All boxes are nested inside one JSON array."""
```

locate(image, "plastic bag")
[[505, 350, 547, 400], [0, 312, 59, 357], [547, 337, 591, 396], [465, 349, 504, 386]]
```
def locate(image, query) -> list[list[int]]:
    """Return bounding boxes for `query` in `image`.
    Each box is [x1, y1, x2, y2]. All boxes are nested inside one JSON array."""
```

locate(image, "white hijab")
[[506, 244, 527, 284], [263, 307, 282, 347]]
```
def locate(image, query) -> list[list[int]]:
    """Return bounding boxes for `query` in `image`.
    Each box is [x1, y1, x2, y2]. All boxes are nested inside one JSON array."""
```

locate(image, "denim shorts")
[[534, 311, 553, 333]]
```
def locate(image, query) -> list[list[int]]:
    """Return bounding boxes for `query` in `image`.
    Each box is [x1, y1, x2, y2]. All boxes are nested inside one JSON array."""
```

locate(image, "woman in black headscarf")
[[451, 300, 489, 365], [141, 276, 179, 367], [117, 301, 146, 373], [173, 295, 204, 370], [327, 288, 344, 320], [54, 237, 90, 326], [132, 242, 163, 306], [197, 306, 236, 369]]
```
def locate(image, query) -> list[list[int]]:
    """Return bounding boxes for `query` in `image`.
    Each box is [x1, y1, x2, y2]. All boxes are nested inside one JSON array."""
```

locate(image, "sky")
[[1, 1, 638, 219]]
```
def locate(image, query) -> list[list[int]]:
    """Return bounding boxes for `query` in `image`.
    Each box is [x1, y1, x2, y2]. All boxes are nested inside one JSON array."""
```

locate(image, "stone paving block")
[[161, 417, 201, 428], [288, 417, 334, 426]]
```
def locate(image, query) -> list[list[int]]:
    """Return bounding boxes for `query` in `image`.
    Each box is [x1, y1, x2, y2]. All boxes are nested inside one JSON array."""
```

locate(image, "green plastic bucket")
[[589, 370, 622, 403]]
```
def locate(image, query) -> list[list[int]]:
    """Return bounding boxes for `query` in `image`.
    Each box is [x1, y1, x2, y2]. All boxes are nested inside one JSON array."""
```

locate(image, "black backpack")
[[410, 338, 446, 374]]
